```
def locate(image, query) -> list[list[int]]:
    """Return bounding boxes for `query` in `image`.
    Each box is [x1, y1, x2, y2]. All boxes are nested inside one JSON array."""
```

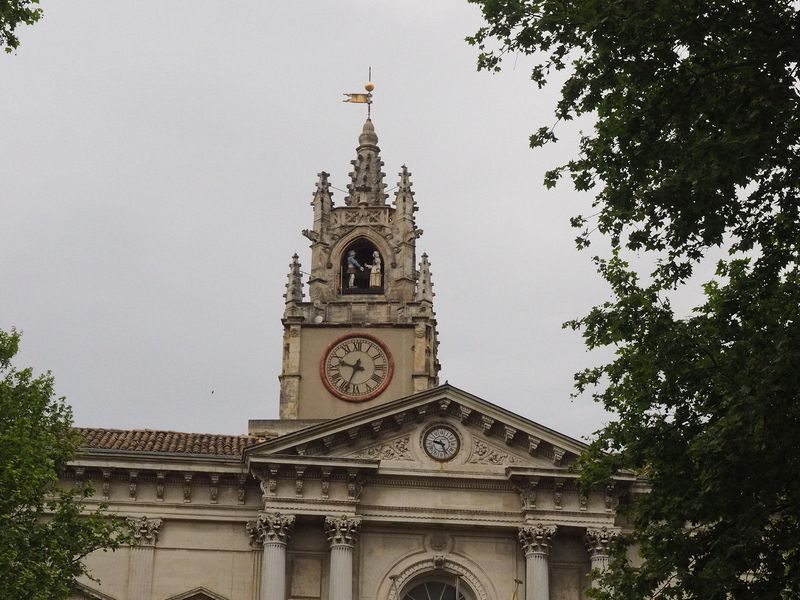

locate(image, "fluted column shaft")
[[325, 515, 362, 600], [262, 540, 288, 600], [246, 512, 295, 600], [519, 524, 556, 600]]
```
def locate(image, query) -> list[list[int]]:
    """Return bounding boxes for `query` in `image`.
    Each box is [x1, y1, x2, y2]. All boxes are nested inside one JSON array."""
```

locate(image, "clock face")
[[423, 425, 460, 461], [321, 334, 393, 402]]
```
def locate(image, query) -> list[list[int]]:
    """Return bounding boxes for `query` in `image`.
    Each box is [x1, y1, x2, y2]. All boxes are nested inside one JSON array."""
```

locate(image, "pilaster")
[[126, 517, 162, 600]]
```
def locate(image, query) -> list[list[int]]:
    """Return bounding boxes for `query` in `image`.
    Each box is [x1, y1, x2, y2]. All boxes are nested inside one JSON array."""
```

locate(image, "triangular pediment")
[[245, 384, 586, 474]]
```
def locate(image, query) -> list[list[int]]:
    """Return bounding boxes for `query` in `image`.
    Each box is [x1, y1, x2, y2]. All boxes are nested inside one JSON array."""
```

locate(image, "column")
[[126, 517, 162, 600], [518, 523, 556, 600], [247, 512, 296, 600], [585, 527, 618, 588], [325, 515, 362, 600]]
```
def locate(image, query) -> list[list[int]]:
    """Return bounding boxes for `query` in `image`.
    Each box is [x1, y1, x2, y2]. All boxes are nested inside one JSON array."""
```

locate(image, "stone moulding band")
[[381, 555, 491, 600]]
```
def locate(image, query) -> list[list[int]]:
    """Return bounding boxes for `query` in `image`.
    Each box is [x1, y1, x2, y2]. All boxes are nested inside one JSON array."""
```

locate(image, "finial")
[[359, 118, 378, 146]]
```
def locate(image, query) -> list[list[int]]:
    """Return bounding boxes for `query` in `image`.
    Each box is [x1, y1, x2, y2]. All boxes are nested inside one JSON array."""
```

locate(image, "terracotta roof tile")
[[76, 427, 260, 456]]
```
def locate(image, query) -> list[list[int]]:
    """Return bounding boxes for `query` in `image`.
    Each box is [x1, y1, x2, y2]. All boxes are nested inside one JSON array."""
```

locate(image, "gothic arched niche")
[[340, 238, 383, 294]]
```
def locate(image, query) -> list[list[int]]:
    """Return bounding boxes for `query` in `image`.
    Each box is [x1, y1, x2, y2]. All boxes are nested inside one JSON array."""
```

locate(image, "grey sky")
[[1, 1, 612, 440]]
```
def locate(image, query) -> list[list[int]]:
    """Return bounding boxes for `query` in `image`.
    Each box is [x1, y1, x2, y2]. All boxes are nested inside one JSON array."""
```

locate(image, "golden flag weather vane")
[[343, 67, 375, 117]]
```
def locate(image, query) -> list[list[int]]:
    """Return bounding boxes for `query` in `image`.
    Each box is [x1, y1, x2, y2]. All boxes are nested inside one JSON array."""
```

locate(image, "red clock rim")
[[320, 332, 395, 402]]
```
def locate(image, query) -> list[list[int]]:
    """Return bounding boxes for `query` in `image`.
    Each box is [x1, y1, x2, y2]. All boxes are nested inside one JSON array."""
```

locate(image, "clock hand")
[[345, 359, 363, 388], [433, 439, 446, 450]]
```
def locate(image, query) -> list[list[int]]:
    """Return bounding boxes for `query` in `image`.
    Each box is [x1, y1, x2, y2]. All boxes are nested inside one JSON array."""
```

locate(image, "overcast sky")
[[1, 1, 616, 440]]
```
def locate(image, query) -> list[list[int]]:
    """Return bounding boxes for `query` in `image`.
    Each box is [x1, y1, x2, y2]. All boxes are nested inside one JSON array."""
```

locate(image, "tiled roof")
[[76, 428, 259, 457]]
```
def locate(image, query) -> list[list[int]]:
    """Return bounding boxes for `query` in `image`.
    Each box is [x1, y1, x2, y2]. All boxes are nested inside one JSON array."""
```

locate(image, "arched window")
[[340, 239, 383, 294], [403, 581, 468, 600]]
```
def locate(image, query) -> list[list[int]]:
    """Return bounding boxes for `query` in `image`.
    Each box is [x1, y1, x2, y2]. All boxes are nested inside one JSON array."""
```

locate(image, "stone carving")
[[128, 470, 138, 499], [182, 473, 193, 503], [504, 425, 517, 445], [429, 532, 448, 551], [101, 469, 111, 499], [156, 472, 165, 502], [353, 436, 413, 461], [518, 523, 557, 556], [528, 435, 541, 454], [553, 479, 564, 509], [605, 484, 616, 511], [552, 446, 566, 466], [324, 515, 362, 547], [468, 439, 518, 465], [129, 516, 162, 546], [246, 512, 295, 547], [237, 474, 247, 505], [480, 416, 495, 434], [585, 526, 619, 558], [518, 477, 539, 510], [209, 474, 219, 504]]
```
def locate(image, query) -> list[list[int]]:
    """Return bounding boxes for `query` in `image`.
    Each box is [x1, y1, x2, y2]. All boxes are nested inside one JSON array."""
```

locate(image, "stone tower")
[[279, 118, 440, 420]]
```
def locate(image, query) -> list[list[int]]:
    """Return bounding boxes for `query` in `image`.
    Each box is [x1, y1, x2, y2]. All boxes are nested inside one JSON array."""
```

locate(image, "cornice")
[[74, 449, 246, 471]]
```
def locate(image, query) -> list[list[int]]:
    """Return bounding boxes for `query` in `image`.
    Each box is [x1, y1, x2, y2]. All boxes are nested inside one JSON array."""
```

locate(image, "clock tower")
[[279, 117, 440, 419]]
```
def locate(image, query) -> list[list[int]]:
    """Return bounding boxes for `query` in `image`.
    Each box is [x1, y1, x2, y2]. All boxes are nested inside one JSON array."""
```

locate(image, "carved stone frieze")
[[246, 512, 295, 547], [468, 439, 518, 465], [324, 514, 362, 547], [352, 436, 413, 461], [129, 516, 162, 546], [518, 523, 557, 556]]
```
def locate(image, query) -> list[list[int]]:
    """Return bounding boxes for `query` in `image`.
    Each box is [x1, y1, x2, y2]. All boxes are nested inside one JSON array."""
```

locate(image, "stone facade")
[[67, 120, 640, 600]]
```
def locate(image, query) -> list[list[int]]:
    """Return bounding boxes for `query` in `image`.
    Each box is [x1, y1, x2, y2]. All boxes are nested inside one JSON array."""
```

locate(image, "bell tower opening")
[[340, 238, 383, 294]]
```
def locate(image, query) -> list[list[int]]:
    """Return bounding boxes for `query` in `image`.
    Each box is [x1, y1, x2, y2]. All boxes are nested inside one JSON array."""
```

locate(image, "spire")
[[345, 118, 387, 207], [284, 254, 304, 305], [416, 253, 434, 304]]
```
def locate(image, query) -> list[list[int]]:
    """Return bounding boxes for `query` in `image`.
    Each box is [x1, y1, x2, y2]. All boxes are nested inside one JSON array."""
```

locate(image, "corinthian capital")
[[518, 523, 557, 556], [324, 514, 362, 547], [246, 512, 295, 546], [128, 516, 162, 546], [585, 526, 619, 558]]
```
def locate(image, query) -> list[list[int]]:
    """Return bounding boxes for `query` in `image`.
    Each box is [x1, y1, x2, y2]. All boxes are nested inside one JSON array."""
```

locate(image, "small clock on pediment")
[[321, 333, 394, 402], [423, 425, 460, 461]]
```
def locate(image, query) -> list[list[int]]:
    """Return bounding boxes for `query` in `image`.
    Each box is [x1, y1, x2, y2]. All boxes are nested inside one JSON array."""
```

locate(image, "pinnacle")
[[416, 254, 434, 303], [283, 254, 304, 305]]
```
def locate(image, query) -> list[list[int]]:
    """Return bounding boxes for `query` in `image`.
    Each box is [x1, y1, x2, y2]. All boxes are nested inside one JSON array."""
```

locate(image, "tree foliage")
[[0, 329, 129, 600], [0, 0, 42, 53], [468, 1, 800, 598]]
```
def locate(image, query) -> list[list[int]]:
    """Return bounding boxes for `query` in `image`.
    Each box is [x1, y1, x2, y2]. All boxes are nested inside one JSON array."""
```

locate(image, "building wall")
[[296, 326, 416, 419]]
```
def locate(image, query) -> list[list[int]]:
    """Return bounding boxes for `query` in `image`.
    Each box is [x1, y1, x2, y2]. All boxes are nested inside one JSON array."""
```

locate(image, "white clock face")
[[423, 426, 460, 461], [321, 334, 393, 402]]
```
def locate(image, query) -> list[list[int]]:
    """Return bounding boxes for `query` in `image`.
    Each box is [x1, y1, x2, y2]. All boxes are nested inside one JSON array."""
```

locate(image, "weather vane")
[[343, 67, 375, 118]]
